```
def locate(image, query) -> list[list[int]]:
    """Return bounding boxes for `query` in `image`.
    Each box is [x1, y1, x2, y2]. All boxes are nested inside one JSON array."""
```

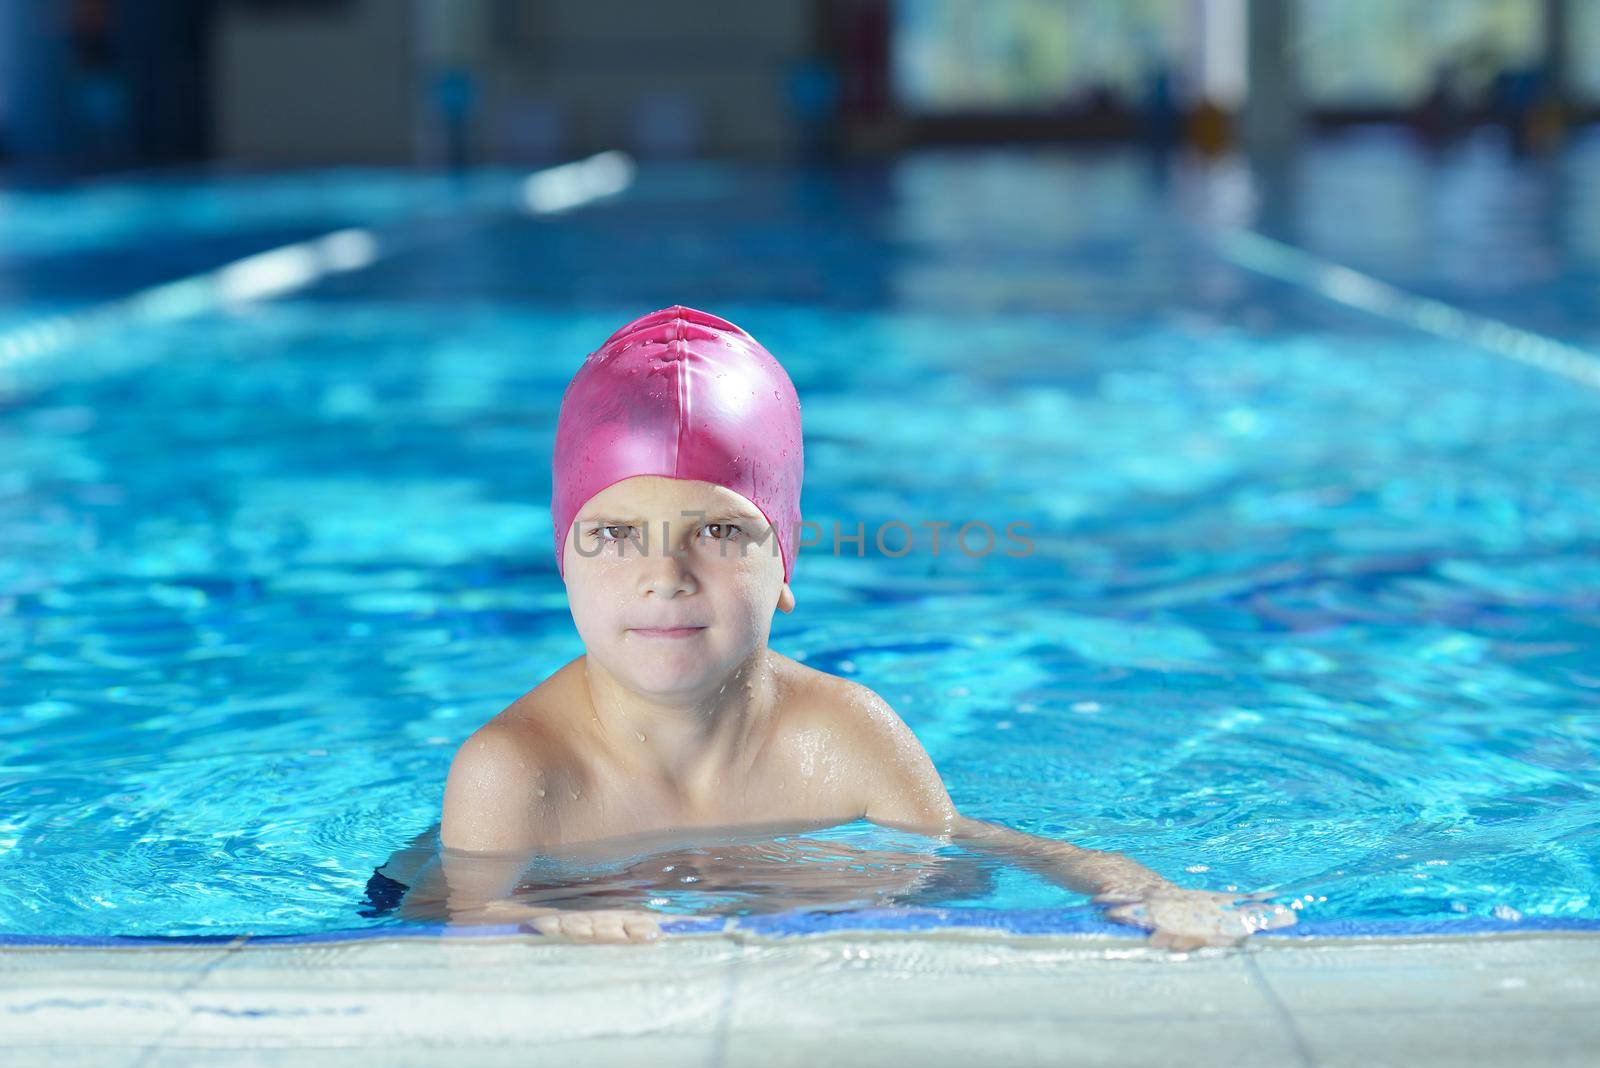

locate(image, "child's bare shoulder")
[[766, 653, 954, 826], [439, 658, 586, 851], [766, 653, 914, 752]]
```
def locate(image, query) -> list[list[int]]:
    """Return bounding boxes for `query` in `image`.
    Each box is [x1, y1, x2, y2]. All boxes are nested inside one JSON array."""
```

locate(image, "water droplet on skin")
[[635, 731, 646, 743]]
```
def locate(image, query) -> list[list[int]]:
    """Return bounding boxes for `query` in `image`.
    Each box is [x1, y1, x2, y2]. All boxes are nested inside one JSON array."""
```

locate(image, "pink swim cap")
[[551, 305, 804, 582]]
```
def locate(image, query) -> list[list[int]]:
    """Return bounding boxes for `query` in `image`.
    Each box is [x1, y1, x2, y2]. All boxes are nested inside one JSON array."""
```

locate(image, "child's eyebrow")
[[578, 514, 648, 524]]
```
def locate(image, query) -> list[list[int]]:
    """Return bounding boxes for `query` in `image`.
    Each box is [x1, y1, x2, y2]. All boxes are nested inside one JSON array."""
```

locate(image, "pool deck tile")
[[2, 932, 1598, 1066]]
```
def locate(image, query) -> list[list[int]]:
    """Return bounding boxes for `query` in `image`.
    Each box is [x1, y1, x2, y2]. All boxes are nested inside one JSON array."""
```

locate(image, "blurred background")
[[0, 0, 1594, 172]]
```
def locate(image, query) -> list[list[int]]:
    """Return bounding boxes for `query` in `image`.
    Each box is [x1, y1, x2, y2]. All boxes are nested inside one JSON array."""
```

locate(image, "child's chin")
[[623, 657, 721, 696]]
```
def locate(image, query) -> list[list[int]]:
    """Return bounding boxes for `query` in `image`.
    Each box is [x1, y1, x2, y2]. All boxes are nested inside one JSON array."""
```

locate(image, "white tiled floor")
[[1250, 935, 1600, 1067], [1, 932, 1597, 1067]]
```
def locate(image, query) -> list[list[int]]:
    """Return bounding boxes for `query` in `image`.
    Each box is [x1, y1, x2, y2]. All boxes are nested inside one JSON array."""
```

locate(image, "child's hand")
[[450, 899, 664, 943], [1093, 887, 1298, 950], [521, 908, 664, 945]]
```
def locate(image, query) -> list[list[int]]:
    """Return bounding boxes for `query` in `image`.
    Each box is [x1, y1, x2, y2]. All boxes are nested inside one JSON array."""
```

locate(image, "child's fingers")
[[1208, 890, 1257, 906], [1235, 890, 1291, 907], [622, 915, 662, 942], [1149, 929, 1210, 952], [1103, 902, 1152, 926], [1250, 904, 1299, 930], [595, 910, 661, 943], [525, 915, 565, 937], [523, 909, 664, 944], [589, 913, 630, 943], [1156, 924, 1239, 950]]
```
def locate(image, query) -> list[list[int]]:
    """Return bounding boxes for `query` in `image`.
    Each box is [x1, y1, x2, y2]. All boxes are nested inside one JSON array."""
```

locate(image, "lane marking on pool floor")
[[1217, 227, 1600, 393], [0, 150, 636, 400]]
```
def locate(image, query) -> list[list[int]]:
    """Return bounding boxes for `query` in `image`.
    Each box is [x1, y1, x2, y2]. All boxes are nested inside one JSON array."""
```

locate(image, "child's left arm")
[[843, 688, 1297, 950], [933, 816, 1297, 949]]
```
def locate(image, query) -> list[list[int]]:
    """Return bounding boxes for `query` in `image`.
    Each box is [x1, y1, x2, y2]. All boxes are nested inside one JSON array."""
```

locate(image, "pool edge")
[[5, 906, 1600, 949]]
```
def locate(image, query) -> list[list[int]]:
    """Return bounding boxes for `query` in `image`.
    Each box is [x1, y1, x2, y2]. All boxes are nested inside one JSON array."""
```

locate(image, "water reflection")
[[366, 823, 998, 922]]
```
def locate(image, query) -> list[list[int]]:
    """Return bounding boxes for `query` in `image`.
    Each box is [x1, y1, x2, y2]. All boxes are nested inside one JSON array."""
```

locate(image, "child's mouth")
[[628, 626, 707, 640]]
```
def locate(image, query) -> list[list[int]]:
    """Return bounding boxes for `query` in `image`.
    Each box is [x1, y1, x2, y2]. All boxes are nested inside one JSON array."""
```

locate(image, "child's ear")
[[776, 583, 796, 613]]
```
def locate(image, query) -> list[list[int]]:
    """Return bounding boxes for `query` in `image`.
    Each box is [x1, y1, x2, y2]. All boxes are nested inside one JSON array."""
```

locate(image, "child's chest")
[[539, 730, 863, 845]]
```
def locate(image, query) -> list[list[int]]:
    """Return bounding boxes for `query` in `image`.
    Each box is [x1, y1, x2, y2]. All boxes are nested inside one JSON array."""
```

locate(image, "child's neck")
[[580, 648, 779, 788]]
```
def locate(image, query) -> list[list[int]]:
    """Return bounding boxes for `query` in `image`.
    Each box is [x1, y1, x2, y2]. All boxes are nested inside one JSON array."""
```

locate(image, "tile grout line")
[[127, 935, 250, 1067], [1243, 950, 1318, 1068], [706, 919, 744, 1068]]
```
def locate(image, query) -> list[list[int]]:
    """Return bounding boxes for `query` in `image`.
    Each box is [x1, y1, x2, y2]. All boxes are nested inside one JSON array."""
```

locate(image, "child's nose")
[[636, 549, 697, 597]]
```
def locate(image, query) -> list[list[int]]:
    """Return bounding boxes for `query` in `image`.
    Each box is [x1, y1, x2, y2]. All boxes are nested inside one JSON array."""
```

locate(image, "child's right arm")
[[391, 725, 545, 922], [441, 723, 545, 853], [415, 723, 661, 943]]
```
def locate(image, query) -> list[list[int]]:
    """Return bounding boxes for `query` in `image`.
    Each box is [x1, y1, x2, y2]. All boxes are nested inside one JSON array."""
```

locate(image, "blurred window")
[[1571, 0, 1600, 103], [891, 0, 1186, 112], [1298, 0, 1545, 108]]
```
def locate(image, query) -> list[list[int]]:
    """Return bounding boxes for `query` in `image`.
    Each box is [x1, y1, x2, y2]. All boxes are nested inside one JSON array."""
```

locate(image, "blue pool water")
[[2, 133, 1598, 938]]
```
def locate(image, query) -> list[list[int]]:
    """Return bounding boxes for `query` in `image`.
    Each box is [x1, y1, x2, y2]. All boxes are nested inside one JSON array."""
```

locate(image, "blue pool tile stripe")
[[1265, 916, 1600, 938], [730, 906, 1135, 938], [4, 909, 1599, 947]]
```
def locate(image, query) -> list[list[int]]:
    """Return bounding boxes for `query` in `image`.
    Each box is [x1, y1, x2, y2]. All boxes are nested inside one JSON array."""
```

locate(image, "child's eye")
[[588, 524, 637, 542], [700, 523, 743, 541]]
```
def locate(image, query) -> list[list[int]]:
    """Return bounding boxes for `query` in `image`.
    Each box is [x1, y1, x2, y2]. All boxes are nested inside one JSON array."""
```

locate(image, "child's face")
[[562, 476, 793, 700]]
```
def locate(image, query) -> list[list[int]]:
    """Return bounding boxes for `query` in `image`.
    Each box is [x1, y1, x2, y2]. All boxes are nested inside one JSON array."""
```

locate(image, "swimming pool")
[[2, 133, 1597, 944]]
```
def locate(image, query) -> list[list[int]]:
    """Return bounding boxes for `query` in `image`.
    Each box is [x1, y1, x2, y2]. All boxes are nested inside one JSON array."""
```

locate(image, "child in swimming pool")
[[409, 306, 1295, 948]]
